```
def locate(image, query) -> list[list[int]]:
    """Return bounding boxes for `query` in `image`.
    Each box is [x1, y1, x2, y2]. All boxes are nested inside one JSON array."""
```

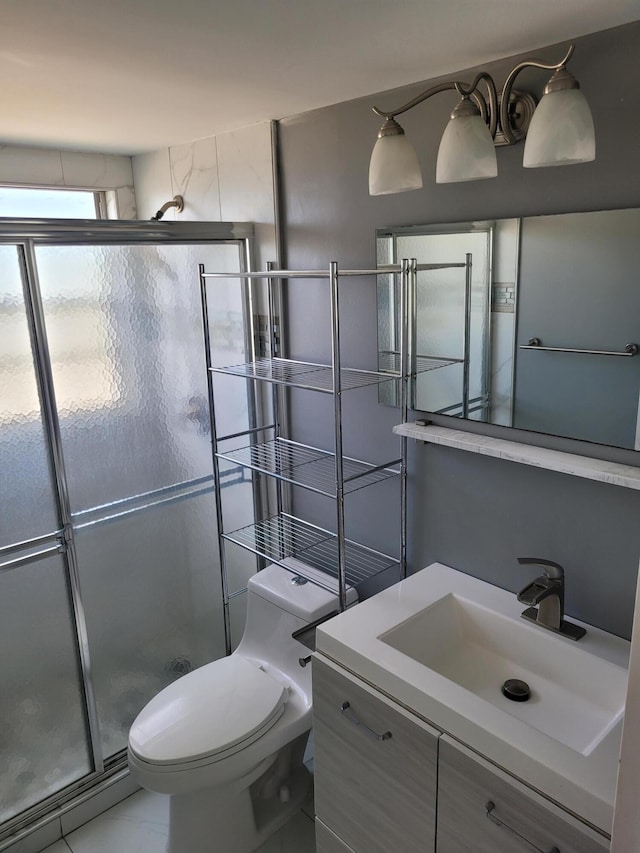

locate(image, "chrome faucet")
[[516, 557, 586, 641]]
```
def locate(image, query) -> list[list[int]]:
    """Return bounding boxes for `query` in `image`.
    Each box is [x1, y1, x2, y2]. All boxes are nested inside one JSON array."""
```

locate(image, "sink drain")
[[501, 678, 531, 702]]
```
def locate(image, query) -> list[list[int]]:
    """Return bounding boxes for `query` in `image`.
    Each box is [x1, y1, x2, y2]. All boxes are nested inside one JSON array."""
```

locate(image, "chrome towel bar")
[[520, 337, 639, 357]]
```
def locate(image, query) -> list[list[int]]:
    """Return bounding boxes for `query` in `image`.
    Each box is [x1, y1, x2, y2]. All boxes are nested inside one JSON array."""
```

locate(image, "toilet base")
[[167, 736, 312, 853]]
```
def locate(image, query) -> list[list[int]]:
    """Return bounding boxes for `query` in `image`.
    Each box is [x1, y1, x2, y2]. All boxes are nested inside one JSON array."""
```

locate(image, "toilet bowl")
[[128, 557, 356, 853]]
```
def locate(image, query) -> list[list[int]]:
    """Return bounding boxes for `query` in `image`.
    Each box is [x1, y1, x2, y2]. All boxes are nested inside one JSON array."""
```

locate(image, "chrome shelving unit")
[[199, 262, 408, 652], [199, 258, 466, 654]]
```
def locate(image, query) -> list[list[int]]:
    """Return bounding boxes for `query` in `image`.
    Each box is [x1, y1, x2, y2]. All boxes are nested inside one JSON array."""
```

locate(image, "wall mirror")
[[377, 207, 640, 451]]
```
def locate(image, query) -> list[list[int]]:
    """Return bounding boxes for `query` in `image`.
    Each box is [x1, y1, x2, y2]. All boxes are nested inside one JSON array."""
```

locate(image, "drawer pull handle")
[[486, 801, 560, 853], [340, 701, 392, 742]]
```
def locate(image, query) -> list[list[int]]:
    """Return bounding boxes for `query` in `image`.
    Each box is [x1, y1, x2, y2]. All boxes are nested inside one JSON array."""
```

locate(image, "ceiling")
[[2, 0, 639, 155]]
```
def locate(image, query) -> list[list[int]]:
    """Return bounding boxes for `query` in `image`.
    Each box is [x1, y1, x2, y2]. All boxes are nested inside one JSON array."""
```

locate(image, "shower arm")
[[150, 195, 184, 221]]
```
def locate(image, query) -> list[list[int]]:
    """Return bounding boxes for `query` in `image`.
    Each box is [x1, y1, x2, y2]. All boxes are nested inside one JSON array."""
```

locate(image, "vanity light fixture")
[[368, 45, 595, 195]]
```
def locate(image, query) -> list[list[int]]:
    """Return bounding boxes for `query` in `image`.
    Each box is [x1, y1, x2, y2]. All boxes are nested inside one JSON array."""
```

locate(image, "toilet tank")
[[237, 558, 358, 686], [248, 557, 357, 622]]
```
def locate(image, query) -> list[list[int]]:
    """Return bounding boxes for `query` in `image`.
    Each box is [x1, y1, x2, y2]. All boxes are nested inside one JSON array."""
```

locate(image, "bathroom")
[[2, 4, 640, 852]]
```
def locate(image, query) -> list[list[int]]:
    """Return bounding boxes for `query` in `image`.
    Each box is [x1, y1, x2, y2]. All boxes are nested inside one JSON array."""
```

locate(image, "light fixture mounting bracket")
[[493, 89, 537, 146]]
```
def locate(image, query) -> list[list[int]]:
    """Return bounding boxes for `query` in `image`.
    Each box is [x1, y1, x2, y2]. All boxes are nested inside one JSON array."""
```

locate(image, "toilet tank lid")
[[248, 557, 358, 621]]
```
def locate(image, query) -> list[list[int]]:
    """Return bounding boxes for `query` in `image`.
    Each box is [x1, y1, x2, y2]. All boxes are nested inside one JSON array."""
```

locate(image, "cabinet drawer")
[[316, 818, 356, 853], [437, 737, 610, 853], [313, 654, 439, 853]]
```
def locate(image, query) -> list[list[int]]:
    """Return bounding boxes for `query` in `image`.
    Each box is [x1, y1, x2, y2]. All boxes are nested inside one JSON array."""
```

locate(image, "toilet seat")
[[129, 656, 288, 767]]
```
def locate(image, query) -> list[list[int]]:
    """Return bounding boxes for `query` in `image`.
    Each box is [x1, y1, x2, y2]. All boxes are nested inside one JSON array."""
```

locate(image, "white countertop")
[[316, 563, 630, 834]]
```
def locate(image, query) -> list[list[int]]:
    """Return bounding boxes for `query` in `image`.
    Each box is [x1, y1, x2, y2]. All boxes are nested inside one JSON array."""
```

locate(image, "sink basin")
[[379, 592, 626, 755]]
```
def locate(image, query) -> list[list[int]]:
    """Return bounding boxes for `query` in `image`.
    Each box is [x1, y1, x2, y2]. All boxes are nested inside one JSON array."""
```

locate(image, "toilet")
[[128, 557, 357, 853]]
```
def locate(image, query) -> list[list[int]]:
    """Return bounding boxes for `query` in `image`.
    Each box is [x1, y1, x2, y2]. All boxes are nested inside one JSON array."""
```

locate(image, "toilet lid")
[[129, 656, 288, 766]]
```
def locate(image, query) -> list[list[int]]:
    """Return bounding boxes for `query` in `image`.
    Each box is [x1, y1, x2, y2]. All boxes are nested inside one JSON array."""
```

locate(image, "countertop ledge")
[[393, 422, 640, 490]]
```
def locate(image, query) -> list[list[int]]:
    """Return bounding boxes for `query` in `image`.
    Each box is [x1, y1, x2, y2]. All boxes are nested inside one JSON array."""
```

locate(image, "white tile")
[[64, 790, 168, 853], [217, 122, 273, 222], [112, 185, 137, 220], [0, 146, 64, 186], [169, 137, 221, 221], [301, 788, 315, 821], [60, 151, 133, 189], [39, 842, 70, 853], [258, 811, 316, 852], [60, 773, 140, 835], [494, 218, 520, 281], [229, 591, 248, 651], [216, 122, 276, 267], [132, 148, 173, 222], [303, 730, 314, 765], [0, 818, 62, 853], [280, 812, 315, 853], [490, 312, 515, 427]]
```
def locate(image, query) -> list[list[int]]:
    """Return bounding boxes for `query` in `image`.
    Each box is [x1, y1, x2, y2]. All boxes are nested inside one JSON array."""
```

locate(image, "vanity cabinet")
[[312, 656, 439, 853], [312, 654, 611, 853], [438, 738, 610, 853]]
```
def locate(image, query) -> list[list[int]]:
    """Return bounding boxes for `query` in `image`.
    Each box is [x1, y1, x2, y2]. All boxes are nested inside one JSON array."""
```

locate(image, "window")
[[0, 186, 102, 218]]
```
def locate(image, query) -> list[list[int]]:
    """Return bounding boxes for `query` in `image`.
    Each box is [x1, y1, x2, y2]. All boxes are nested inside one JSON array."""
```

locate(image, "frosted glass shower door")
[[0, 245, 92, 822], [36, 241, 252, 758]]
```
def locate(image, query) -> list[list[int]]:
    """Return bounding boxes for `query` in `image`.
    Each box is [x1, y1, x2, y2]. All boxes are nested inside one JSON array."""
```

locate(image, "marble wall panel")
[[169, 137, 221, 221], [131, 148, 173, 221], [60, 151, 132, 189]]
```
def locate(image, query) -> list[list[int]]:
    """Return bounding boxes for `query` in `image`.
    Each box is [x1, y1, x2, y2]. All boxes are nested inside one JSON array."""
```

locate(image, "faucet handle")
[[517, 557, 564, 580]]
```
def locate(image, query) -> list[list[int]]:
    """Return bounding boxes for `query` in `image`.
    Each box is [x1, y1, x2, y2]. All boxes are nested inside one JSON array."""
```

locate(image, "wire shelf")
[[222, 513, 400, 589], [216, 438, 400, 496], [378, 351, 464, 374], [210, 357, 397, 392]]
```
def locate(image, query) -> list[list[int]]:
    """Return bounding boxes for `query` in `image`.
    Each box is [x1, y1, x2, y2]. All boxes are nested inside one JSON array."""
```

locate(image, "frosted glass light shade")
[[369, 134, 423, 195], [523, 88, 595, 168], [436, 114, 498, 183]]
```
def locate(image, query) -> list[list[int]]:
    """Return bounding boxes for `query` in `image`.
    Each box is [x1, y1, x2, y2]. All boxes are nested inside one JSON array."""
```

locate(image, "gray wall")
[[278, 21, 640, 639]]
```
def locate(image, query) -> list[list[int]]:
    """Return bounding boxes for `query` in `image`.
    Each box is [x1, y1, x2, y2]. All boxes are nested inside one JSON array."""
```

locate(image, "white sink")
[[316, 562, 630, 834], [379, 592, 626, 755]]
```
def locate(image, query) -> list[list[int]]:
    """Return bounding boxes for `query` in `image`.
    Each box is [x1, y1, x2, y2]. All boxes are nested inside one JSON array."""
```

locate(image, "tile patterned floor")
[[39, 789, 316, 853]]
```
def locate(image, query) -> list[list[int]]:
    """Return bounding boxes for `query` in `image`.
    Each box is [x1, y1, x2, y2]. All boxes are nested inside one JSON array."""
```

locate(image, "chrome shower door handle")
[[486, 801, 560, 853], [340, 701, 392, 742]]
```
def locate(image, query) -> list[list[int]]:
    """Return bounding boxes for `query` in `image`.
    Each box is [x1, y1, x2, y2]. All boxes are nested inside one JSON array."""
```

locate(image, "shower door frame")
[[0, 219, 255, 844]]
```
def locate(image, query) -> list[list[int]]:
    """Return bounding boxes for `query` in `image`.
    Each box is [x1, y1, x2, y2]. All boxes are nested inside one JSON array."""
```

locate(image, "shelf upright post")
[[199, 263, 233, 656], [409, 255, 418, 411], [329, 262, 347, 611], [267, 261, 284, 522], [462, 253, 473, 420], [399, 259, 412, 580], [242, 250, 265, 571]]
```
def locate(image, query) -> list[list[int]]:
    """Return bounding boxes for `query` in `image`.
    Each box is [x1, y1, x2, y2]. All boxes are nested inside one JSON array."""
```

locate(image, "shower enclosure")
[[0, 220, 256, 841]]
